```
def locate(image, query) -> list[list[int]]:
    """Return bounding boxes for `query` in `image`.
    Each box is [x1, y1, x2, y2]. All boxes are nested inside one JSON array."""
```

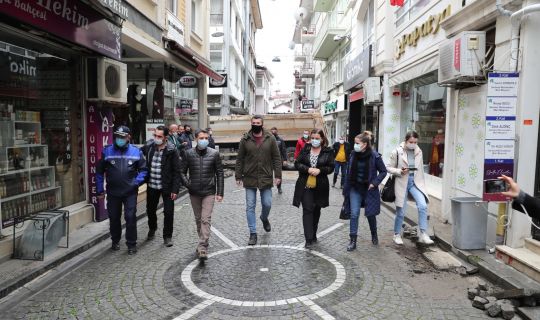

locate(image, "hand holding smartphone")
[[484, 179, 509, 194]]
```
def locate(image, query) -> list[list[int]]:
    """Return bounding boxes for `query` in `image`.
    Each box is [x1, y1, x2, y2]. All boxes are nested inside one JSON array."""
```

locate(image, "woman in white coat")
[[386, 131, 434, 245]]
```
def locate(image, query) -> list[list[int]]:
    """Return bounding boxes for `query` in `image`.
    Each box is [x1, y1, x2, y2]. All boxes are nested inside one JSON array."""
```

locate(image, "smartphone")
[[408, 167, 418, 171], [484, 179, 508, 194]]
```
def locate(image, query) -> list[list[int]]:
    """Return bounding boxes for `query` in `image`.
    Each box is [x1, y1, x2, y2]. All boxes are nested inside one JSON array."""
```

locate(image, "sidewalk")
[[0, 189, 189, 300], [381, 200, 540, 295]]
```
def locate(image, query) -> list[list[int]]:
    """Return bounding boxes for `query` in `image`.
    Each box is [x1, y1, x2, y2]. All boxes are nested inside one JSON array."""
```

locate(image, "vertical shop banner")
[[483, 73, 519, 201], [86, 103, 113, 221]]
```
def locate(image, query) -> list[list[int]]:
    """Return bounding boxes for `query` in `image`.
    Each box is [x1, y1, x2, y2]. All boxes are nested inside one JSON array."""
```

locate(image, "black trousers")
[[301, 189, 321, 241], [147, 187, 175, 238], [107, 193, 138, 248]]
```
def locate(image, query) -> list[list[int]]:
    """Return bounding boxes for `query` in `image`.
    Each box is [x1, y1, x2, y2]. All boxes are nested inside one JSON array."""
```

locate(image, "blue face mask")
[[311, 139, 321, 148], [115, 138, 127, 148], [197, 139, 209, 149]]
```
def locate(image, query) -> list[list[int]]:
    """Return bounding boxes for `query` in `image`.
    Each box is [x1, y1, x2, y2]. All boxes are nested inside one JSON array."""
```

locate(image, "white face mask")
[[154, 138, 164, 145], [354, 143, 365, 152], [339, 139, 344, 144], [406, 143, 416, 150], [311, 139, 321, 148]]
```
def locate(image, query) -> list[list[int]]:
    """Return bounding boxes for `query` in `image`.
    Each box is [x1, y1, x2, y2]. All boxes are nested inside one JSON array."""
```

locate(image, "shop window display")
[[0, 40, 85, 227], [400, 71, 446, 178]]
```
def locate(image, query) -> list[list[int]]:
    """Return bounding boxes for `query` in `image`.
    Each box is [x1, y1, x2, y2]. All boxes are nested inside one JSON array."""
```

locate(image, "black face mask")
[[251, 125, 263, 134]]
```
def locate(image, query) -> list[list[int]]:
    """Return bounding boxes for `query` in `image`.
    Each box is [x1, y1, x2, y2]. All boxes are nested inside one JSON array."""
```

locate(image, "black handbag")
[[339, 194, 351, 220], [381, 149, 398, 203]]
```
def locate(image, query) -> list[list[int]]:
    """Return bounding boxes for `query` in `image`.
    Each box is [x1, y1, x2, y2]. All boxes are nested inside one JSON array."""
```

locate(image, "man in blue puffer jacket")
[[96, 126, 148, 255]]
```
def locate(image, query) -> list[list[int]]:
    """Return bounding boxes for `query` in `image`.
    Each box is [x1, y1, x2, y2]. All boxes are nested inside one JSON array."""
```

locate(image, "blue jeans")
[[333, 161, 347, 187], [349, 187, 377, 236], [245, 188, 272, 234], [394, 175, 428, 234]]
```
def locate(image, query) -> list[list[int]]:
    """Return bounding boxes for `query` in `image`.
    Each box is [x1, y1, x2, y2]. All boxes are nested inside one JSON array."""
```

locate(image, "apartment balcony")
[[301, 25, 316, 44], [314, 0, 334, 12], [300, 63, 315, 78], [294, 48, 307, 62], [312, 13, 345, 60], [210, 14, 223, 26]]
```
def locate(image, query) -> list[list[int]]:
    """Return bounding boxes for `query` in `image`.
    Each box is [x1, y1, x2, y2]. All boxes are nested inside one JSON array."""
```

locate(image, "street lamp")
[[211, 32, 224, 37], [272, 56, 281, 62]]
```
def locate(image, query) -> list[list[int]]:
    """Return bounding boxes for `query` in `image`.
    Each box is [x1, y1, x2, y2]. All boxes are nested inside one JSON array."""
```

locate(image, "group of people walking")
[[292, 128, 434, 250], [96, 115, 437, 261], [96, 124, 223, 260]]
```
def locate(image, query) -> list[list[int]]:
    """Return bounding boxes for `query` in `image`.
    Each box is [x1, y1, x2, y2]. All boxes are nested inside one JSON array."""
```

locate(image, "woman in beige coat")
[[386, 131, 434, 245]]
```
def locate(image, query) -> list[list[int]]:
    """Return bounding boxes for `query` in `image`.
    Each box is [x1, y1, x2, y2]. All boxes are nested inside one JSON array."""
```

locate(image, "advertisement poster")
[[145, 119, 163, 142], [86, 102, 113, 221], [483, 73, 518, 201]]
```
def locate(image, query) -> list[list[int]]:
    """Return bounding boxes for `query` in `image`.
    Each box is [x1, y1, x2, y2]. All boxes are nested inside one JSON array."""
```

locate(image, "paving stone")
[[486, 301, 502, 317], [1, 176, 496, 319], [473, 296, 489, 310]]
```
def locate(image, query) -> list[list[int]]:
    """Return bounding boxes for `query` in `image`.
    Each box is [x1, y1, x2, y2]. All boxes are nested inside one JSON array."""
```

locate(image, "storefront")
[[0, 0, 122, 245], [344, 46, 377, 147], [382, 0, 452, 202]]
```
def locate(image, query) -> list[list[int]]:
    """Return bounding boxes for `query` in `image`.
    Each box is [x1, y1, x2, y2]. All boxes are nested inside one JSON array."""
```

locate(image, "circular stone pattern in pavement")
[[179, 245, 346, 306]]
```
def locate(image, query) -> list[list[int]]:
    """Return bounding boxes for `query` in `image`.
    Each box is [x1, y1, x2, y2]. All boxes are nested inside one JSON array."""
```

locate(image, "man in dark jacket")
[[96, 126, 148, 255], [332, 135, 351, 188], [180, 129, 224, 260], [270, 127, 288, 194], [141, 125, 182, 247], [235, 115, 282, 245], [207, 127, 216, 149]]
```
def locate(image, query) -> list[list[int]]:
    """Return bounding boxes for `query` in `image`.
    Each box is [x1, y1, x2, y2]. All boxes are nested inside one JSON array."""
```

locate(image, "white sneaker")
[[418, 232, 434, 245], [393, 234, 404, 245]]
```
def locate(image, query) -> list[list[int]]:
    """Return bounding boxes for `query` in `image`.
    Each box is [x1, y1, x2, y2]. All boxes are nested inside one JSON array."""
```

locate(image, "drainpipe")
[[497, 0, 540, 71]]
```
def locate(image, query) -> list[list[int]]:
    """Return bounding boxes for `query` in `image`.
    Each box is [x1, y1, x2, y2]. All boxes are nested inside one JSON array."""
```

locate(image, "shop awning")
[[389, 52, 438, 86], [165, 39, 224, 82]]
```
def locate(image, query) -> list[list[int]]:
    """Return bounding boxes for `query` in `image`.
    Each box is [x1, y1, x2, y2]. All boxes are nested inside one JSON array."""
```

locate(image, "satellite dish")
[[294, 7, 308, 22], [288, 41, 296, 50]]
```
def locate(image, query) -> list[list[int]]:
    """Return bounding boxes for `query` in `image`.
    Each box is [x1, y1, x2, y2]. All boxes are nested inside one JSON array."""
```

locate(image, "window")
[[210, 43, 222, 69], [210, 0, 224, 26], [0, 37, 86, 222], [256, 75, 263, 87], [191, 0, 201, 35], [400, 71, 447, 178], [362, 0, 374, 49], [167, 0, 177, 15], [395, 0, 432, 28]]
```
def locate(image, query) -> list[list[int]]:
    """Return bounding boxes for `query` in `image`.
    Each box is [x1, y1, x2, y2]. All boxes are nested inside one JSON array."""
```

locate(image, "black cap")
[[113, 125, 130, 137]]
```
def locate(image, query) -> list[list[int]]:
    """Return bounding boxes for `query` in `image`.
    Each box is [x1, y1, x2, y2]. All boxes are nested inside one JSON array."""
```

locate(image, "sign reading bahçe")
[[395, 5, 451, 59], [1, 0, 122, 60]]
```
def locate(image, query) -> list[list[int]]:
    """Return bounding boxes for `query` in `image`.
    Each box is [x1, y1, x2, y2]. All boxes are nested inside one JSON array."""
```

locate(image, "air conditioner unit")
[[363, 77, 381, 105], [86, 57, 127, 103], [438, 31, 486, 86]]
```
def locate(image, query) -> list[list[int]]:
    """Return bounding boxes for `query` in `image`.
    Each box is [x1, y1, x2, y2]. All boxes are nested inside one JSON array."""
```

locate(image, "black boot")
[[368, 216, 378, 245], [347, 235, 357, 251]]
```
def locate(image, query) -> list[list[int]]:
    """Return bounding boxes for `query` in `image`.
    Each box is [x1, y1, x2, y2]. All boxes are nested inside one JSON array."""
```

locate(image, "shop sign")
[[2, 0, 122, 60], [483, 72, 519, 202], [324, 101, 337, 114], [176, 99, 193, 114], [179, 75, 197, 87], [301, 100, 315, 110], [86, 102, 113, 221], [209, 73, 228, 88], [167, 11, 185, 47], [344, 46, 371, 91], [395, 5, 451, 59], [145, 119, 163, 141], [99, 0, 129, 19]]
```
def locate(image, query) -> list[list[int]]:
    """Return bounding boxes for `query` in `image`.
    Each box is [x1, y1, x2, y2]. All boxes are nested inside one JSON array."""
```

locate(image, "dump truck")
[[208, 113, 324, 167]]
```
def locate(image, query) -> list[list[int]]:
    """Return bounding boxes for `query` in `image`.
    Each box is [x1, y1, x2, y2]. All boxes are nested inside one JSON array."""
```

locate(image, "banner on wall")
[[483, 73, 519, 202], [86, 102, 113, 221]]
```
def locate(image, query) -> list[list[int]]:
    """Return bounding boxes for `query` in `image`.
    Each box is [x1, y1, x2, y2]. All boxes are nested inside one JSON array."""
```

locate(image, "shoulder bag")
[[381, 149, 399, 203]]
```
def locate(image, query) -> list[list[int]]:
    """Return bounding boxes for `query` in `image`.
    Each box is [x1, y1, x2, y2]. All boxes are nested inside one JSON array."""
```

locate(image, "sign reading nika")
[[395, 5, 451, 59]]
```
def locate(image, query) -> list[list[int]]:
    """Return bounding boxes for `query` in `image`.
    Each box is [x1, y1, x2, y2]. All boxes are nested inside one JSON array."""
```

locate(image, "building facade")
[[254, 64, 273, 114], [207, 0, 262, 116], [0, 0, 221, 259]]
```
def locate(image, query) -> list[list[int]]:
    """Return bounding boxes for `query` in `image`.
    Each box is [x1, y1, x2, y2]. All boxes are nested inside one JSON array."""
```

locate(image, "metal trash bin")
[[451, 197, 488, 250]]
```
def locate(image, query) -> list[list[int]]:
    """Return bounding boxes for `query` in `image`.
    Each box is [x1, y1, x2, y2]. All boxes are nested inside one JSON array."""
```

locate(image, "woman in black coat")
[[293, 129, 335, 248]]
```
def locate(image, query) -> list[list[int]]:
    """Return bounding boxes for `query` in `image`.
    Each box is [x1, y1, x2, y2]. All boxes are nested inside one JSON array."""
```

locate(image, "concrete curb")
[[0, 187, 191, 300], [381, 202, 540, 296]]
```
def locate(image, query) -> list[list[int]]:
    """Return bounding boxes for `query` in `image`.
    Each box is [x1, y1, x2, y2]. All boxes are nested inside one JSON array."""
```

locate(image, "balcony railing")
[[210, 14, 223, 26]]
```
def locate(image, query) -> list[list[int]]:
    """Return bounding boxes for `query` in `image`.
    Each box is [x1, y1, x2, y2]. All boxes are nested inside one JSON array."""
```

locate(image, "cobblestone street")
[[4, 173, 493, 319]]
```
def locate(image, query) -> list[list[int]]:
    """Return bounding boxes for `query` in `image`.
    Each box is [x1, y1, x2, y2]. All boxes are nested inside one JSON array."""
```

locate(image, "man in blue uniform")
[[96, 126, 148, 255]]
